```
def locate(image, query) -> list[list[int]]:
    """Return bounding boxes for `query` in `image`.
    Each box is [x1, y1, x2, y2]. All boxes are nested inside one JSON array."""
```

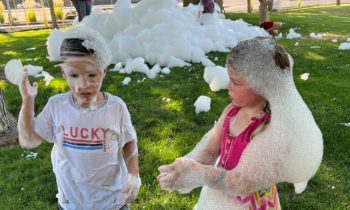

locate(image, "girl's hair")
[[273, 43, 290, 69], [226, 37, 293, 100], [60, 38, 95, 58], [227, 37, 290, 72]]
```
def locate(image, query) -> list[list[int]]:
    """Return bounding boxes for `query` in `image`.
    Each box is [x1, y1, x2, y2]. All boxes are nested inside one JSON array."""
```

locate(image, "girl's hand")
[[122, 173, 141, 204], [157, 157, 203, 194], [19, 68, 38, 102]]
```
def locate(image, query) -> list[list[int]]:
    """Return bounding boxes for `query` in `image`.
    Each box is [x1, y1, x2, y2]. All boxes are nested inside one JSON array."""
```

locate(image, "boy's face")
[[226, 66, 265, 108], [61, 56, 106, 108]]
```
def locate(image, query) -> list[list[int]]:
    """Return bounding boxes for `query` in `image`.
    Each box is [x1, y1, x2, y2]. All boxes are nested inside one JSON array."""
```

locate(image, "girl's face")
[[61, 56, 106, 108], [226, 66, 265, 108]]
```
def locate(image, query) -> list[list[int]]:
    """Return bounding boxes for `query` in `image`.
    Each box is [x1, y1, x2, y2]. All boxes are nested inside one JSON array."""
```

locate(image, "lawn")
[[0, 5, 349, 210]]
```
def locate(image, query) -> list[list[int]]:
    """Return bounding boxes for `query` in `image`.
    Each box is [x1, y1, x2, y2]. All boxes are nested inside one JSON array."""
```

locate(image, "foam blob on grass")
[[194, 95, 211, 114], [339, 42, 350, 50], [309, 32, 325, 39], [122, 77, 131, 85], [300, 73, 310, 81], [203, 66, 229, 91], [286, 28, 301, 39]]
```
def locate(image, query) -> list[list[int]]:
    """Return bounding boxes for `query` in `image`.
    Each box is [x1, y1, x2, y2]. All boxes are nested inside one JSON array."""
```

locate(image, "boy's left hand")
[[122, 173, 141, 204]]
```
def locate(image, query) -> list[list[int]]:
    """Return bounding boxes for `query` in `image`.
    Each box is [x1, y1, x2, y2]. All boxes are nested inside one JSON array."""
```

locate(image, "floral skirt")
[[236, 185, 281, 210]]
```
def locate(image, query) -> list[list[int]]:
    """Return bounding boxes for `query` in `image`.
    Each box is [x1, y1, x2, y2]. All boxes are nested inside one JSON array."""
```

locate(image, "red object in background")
[[260, 21, 274, 30]]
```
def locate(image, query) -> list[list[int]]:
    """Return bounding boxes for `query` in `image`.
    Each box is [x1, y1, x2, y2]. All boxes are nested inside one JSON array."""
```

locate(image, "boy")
[[18, 25, 140, 210]]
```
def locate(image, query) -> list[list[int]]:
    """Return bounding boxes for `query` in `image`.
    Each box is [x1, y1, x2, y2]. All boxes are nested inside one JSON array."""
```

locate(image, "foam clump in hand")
[[4, 59, 24, 85], [5, 59, 46, 86], [194, 96, 211, 114], [26, 65, 43, 75]]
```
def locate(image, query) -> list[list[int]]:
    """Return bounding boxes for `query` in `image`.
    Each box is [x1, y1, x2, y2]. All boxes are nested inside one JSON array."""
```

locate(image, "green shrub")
[[55, 8, 63, 20], [0, 12, 4, 24], [27, 10, 36, 22]]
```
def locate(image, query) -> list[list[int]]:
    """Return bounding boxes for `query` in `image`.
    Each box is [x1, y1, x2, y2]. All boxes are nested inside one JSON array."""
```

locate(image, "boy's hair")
[[226, 37, 293, 99], [60, 38, 95, 58], [57, 25, 112, 70]]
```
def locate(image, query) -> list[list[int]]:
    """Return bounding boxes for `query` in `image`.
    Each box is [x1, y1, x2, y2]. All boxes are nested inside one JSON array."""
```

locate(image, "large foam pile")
[[47, 0, 268, 76]]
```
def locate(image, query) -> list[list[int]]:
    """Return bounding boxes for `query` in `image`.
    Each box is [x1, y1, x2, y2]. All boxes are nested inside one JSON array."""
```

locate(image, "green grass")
[[1, 5, 350, 210]]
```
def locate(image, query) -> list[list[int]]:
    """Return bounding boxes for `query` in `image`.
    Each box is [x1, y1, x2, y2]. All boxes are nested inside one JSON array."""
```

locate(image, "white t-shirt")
[[34, 92, 137, 210]]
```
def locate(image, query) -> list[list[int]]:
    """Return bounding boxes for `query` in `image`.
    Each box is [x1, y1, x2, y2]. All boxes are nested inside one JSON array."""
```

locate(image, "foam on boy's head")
[[60, 25, 112, 70], [226, 37, 293, 98]]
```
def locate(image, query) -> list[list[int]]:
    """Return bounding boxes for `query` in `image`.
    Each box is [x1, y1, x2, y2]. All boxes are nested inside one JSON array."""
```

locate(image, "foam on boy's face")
[[226, 66, 265, 108], [61, 56, 106, 109]]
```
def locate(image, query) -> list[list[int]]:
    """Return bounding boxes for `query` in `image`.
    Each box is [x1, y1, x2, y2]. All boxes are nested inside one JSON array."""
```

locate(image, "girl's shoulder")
[[223, 103, 234, 113], [221, 104, 237, 117], [216, 104, 235, 124]]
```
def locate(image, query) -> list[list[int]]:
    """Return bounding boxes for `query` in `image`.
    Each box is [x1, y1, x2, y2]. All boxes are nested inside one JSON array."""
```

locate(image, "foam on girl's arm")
[[165, 130, 285, 195], [184, 129, 219, 165], [203, 135, 284, 195]]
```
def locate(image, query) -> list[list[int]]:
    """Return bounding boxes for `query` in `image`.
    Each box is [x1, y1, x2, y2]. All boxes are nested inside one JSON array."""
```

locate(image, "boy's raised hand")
[[19, 68, 38, 102]]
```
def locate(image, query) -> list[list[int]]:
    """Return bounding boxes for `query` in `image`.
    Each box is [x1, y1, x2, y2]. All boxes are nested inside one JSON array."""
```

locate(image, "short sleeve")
[[120, 105, 137, 148], [34, 99, 56, 143]]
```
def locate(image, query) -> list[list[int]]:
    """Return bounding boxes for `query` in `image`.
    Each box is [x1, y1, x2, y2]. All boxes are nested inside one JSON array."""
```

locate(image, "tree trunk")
[[48, 0, 58, 29], [247, 0, 253, 13], [297, 0, 302, 8], [0, 90, 18, 147], [337, 0, 341, 5]]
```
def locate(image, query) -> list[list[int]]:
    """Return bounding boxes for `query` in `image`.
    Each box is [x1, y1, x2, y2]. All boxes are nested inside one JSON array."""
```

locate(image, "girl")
[[158, 37, 323, 209]]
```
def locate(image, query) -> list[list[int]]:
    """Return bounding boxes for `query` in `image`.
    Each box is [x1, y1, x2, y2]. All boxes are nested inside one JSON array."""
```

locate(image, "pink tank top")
[[219, 106, 270, 170]]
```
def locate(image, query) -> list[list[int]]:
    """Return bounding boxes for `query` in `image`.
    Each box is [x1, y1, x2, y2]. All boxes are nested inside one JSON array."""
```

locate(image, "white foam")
[[300, 73, 309, 81], [4, 59, 24, 85], [339, 42, 350, 50], [122, 77, 131, 85], [203, 66, 228, 91], [286, 28, 301, 39], [51, 0, 268, 73], [309, 32, 325, 39], [194, 95, 211, 114]]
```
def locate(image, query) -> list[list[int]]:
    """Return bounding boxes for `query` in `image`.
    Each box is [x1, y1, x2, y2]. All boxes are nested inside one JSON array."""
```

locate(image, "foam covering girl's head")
[[226, 37, 294, 99]]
